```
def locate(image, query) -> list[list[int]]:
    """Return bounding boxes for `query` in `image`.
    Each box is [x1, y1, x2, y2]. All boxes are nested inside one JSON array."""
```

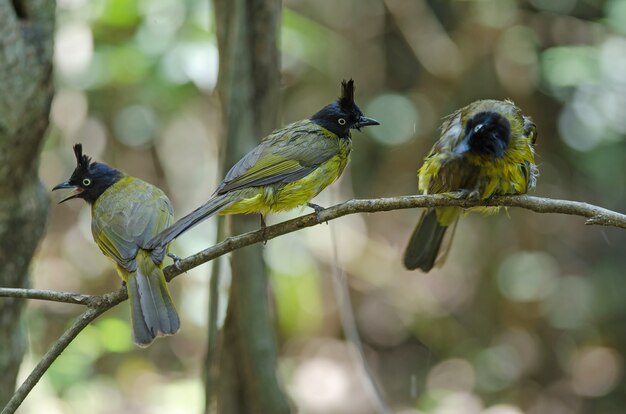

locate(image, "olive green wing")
[[91, 178, 174, 271], [420, 153, 480, 194], [216, 120, 341, 194]]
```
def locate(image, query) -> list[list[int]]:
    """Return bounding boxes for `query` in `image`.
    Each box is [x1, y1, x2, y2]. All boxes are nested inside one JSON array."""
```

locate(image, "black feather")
[[73, 143, 92, 172], [338, 79, 355, 111], [311, 79, 364, 138], [403, 209, 447, 271], [66, 143, 123, 204]]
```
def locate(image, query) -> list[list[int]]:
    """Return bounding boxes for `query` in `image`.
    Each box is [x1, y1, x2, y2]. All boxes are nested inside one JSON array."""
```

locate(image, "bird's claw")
[[467, 190, 481, 202], [456, 189, 481, 202], [307, 203, 326, 224], [445, 190, 467, 199], [167, 253, 183, 270]]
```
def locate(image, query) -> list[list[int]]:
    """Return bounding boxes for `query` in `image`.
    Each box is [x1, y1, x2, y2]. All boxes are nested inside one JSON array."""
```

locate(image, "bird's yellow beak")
[[52, 181, 83, 203]]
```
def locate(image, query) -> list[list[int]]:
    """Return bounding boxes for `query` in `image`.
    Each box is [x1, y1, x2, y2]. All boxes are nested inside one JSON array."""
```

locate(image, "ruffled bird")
[[403, 99, 538, 272]]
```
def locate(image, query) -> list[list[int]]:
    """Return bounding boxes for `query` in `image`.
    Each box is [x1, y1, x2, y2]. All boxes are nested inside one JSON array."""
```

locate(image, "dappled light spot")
[[97, 0, 140, 27], [496, 251, 559, 302], [426, 359, 475, 393], [497, 26, 539, 66], [481, 404, 524, 414], [139, 0, 186, 37], [570, 346, 622, 397], [542, 275, 594, 330], [51, 90, 88, 137], [495, 329, 542, 376], [55, 23, 94, 79], [558, 104, 604, 152], [605, 0, 626, 35], [495, 26, 539, 95], [528, 391, 582, 414], [475, 345, 523, 392], [75, 118, 108, 160], [366, 94, 420, 146], [600, 36, 626, 85], [63, 379, 125, 414], [60, 224, 111, 280], [96, 318, 133, 353], [114, 105, 159, 147], [541, 47, 600, 88], [357, 295, 409, 347], [292, 357, 351, 413], [424, 391, 483, 414], [267, 236, 324, 336], [470, 0, 518, 29], [160, 43, 219, 90]]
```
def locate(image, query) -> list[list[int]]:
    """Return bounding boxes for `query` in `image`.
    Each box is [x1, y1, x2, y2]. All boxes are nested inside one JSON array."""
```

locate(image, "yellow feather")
[[405, 99, 538, 271], [220, 152, 349, 216]]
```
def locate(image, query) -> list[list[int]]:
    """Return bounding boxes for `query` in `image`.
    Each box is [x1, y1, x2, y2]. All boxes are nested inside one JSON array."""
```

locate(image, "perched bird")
[[403, 99, 538, 272], [146, 79, 379, 250], [53, 144, 180, 347]]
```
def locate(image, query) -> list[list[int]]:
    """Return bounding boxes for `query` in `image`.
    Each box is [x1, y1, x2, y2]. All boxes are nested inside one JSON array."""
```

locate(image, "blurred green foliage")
[[28, 0, 626, 413]]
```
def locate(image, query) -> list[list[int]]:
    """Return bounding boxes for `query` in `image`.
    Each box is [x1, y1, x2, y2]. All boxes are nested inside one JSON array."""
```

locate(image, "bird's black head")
[[310, 79, 379, 138], [52, 144, 123, 204], [462, 111, 511, 158]]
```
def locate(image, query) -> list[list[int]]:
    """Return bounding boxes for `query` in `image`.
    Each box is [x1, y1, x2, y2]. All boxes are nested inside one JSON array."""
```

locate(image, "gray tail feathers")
[[127, 250, 180, 347], [146, 194, 232, 251], [403, 208, 447, 272]]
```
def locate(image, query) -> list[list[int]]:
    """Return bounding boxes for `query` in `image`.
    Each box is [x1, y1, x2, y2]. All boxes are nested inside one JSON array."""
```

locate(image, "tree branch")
[[0, 288, 99, 305], [6, 194, 623, 303], [163, 193, 626, 279], [0, 290, 127, 414], [2, 193, 625, 413]]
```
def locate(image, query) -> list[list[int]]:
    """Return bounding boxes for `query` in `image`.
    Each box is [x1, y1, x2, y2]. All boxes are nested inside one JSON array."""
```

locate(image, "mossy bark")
[[0, 0, 55, 406]]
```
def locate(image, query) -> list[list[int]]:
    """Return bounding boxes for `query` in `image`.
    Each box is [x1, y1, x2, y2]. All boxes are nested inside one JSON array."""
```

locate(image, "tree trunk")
[[0, 0, 55, 406], [207, 0, 290, 413]]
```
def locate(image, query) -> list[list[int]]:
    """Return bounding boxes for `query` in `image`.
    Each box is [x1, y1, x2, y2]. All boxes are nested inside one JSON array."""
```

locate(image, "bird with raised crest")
[[146, 79, 379, 251], [53, 144, 180, 347]]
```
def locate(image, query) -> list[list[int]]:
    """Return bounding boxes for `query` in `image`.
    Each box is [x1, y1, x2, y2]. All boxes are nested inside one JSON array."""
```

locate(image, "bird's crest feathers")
[[73, 143, 92, 174], [338, 79, 355, 111]]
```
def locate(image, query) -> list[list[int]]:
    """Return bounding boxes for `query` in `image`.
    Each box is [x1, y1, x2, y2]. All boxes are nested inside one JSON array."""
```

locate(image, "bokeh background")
[[24, 0, 626, 413]]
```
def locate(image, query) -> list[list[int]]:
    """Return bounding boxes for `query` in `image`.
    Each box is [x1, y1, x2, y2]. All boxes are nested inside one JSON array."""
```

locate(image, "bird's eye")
[[338, 118, 346, 126], [82, 178, 91, 186], [474, 124, 484, 134]]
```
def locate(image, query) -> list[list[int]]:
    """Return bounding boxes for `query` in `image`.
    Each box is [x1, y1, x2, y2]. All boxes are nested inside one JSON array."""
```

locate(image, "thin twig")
[[1, 290, 127, 414], [0, 288, 98, 305], [2, 193, 625, 413]]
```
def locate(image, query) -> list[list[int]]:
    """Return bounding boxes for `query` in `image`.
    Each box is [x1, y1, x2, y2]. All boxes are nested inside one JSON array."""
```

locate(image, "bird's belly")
[[269, 156, 345, 212], [479, 159, 529, 198], [422, 153, 531, 216], [220, 155, 346, 216], [219, 189, 268, 215], [469, 158, 530, 215]]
